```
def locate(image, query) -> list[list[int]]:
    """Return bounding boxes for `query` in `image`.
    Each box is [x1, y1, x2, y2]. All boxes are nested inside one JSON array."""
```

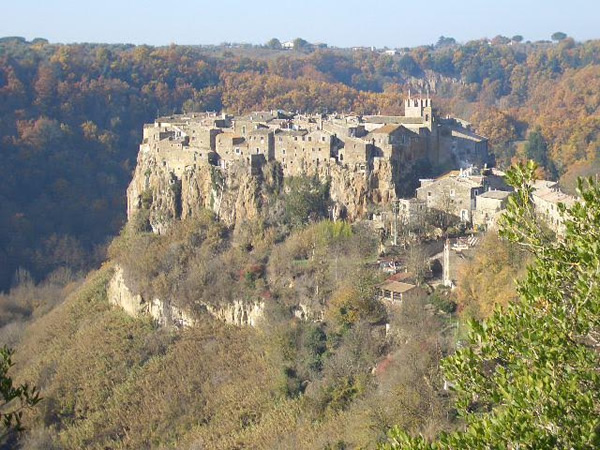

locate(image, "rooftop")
[[379, 280, 418, 294], [371, 124, 402, 134], [534, 189, 577, 206], [478, 190, 511, 200]]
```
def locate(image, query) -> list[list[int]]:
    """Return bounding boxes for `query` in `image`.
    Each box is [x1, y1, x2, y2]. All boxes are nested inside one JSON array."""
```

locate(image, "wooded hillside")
[[0, 36, 598, 289]]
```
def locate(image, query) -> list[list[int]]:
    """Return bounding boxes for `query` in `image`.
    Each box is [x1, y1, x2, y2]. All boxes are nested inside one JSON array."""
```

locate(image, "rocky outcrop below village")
[[107, 265, 266, 328], [126, 145, 406, 234]]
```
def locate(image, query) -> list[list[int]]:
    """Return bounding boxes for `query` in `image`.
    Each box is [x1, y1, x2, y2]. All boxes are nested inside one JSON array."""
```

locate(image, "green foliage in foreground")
[[384, 161, 600, 448], [0, 346, 41, 439]]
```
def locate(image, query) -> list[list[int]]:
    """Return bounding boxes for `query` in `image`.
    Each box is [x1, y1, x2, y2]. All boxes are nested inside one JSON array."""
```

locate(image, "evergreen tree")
[[525, 127, 557, 178], [1, 346, 41, 440], [383, 161, 600, 448]]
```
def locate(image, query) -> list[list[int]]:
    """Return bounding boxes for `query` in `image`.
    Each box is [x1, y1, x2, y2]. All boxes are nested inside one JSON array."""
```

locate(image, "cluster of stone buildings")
[[140, 97, 489, 180], [409, 166, 576, 234]]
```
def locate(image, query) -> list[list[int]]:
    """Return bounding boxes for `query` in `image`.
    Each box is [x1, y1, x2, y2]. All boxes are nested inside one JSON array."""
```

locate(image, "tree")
[[551, 31, 567, 42], [524, 126, 556, 178], [265, 38, 282, 50], [491, 35, 511, 45], [1, 346, 41, 439], [435, 36, 456, 48], [382, 161, 600, 448], [292, 38, 310, 51], [511, 35, 524, 43], [283, 175, 330, 227]]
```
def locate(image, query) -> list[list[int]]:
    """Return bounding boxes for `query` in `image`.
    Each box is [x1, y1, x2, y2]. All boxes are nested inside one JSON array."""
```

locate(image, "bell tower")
[[405, 93, 434, 127]]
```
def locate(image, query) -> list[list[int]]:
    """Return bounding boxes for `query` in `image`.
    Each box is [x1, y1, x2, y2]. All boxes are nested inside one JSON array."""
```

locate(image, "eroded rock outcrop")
[[126, 145, 405, 233], [108, 265, 266, 328]]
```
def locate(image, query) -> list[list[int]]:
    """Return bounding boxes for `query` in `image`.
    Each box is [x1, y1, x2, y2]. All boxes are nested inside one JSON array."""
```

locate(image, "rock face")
[[108, 265, 265, 328], [127, 144, 289, 233], [126, 140, 411, 232]]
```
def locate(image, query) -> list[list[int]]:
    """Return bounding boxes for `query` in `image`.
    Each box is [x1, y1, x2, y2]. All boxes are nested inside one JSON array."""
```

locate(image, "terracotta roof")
[[387, 271, 414, 282], [534, 189, 577, 206], [372, 124, 402, 134], [363, 115, 425, 125]]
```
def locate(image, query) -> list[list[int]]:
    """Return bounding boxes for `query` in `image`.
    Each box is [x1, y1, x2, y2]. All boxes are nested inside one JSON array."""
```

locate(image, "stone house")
[[531, 180, 577, 235], [140, 97, 490, 192], [416, 169, 486, 223], [378, 279, 425, 304], [473, 190, 512, 228], [215, 132, 248, 167], [337, 136, 373, 170], [438, 119, 488, 167]]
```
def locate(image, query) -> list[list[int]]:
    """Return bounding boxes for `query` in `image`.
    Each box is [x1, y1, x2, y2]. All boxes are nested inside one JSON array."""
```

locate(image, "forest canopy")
[[0, 37, 599, 289]]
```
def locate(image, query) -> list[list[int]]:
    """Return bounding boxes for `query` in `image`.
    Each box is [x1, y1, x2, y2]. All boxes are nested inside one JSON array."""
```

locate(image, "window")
[[308, 137, 312, 141], [282, 149, 286, 155], [235, 148, 240, 154], [322, 136, 326, 142], [427, 192, 432, 197], [450, 189, 455, 197]]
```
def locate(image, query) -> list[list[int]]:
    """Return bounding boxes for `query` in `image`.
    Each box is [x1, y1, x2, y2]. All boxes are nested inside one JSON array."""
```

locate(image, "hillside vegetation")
[[0, 37, 599, 288], [4, 213, 458, 449]]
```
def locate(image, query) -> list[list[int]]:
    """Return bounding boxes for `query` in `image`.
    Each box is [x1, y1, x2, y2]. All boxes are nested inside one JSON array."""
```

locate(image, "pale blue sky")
[[3, 0, 597, 48]]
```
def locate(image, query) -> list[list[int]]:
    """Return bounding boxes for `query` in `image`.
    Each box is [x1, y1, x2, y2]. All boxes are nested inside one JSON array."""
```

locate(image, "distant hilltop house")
[[140, 96, 489, 181]]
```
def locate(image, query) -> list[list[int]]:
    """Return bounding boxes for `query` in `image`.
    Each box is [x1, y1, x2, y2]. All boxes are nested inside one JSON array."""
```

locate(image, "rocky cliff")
[[126, 145, 409, 233], [108, 265, 265, 328]]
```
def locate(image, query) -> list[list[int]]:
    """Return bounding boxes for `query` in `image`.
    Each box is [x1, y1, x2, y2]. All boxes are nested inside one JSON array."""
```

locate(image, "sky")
[[2, 0, 598, 48]]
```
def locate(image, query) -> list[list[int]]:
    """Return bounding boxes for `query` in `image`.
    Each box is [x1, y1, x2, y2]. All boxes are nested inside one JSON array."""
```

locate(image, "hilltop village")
[[130, 96, 577, 239], [129, 97, 494, 228], [108, 96, 580, 333], [138, 97, 487, 180]]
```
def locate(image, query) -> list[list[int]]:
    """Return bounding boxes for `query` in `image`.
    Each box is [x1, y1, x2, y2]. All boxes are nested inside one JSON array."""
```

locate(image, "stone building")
[[378, 279, 425, 304], [473, 190, 512, 228], [416, 168, 486, 223], [138, 96, 489, 200], [531, 180, 577, 235], [415, 166, 511, 224]]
